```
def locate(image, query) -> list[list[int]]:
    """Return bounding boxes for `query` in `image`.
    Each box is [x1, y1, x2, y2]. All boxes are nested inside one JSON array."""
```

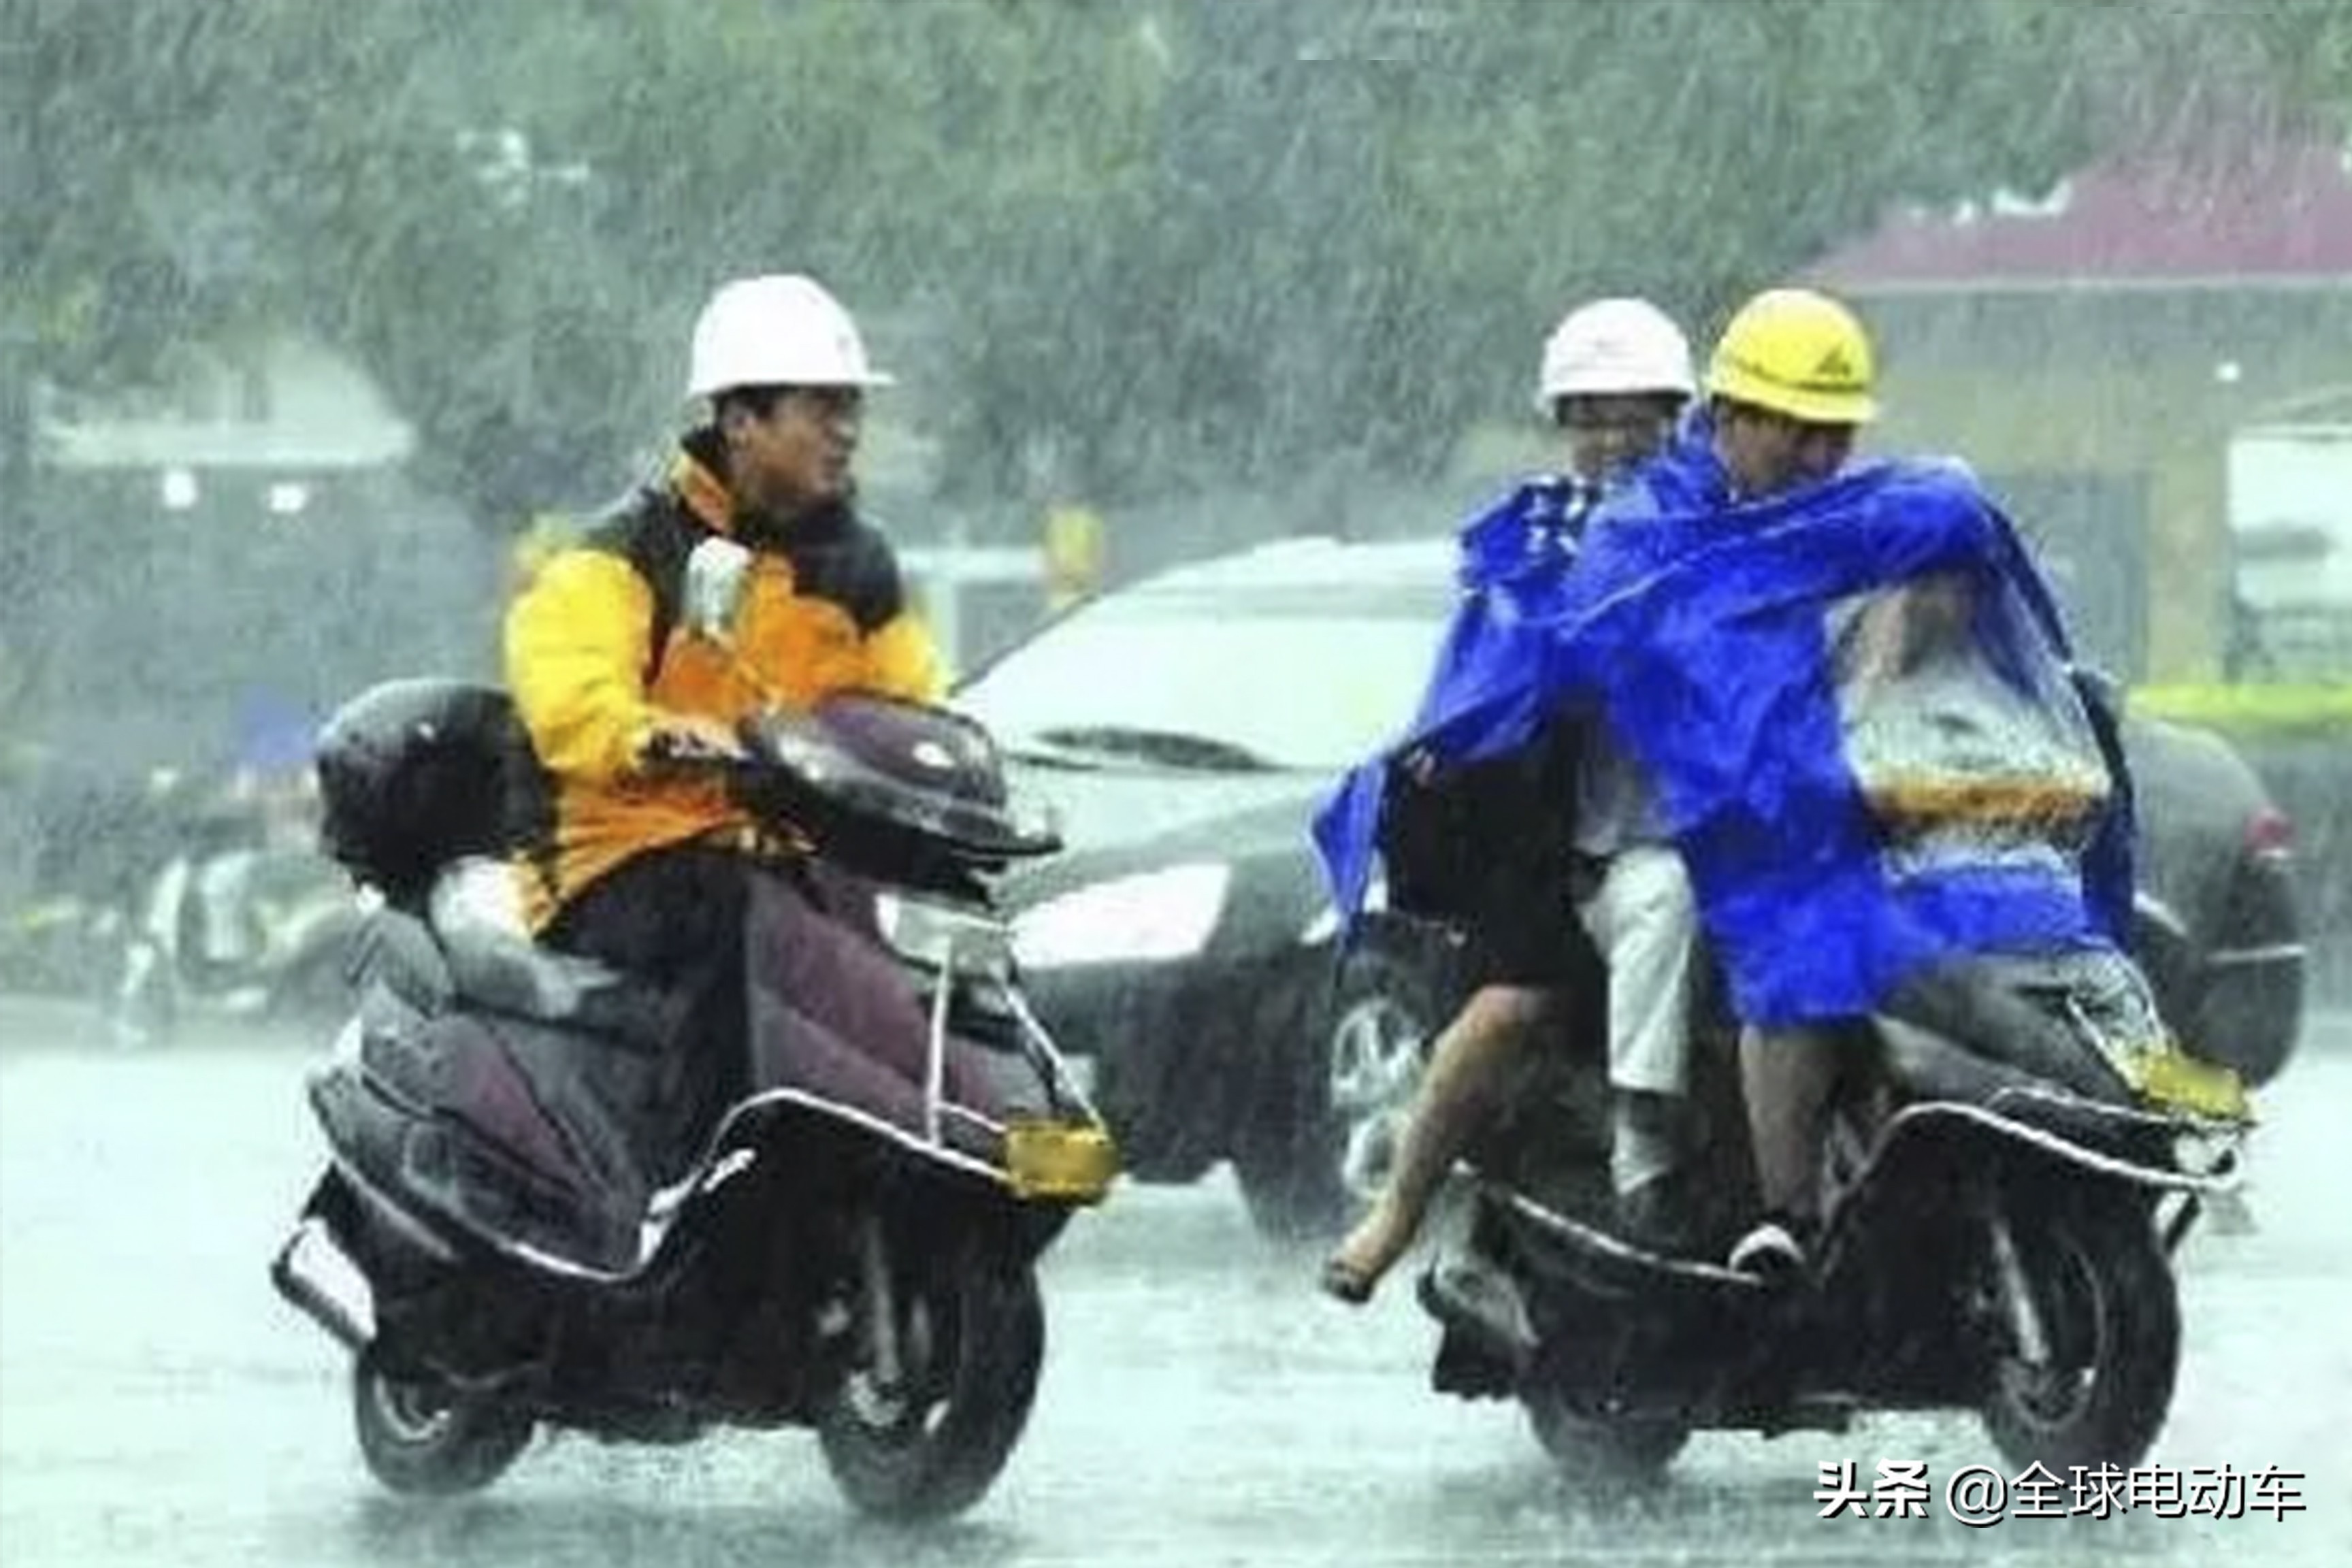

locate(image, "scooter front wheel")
[[350, 1343, 534, 1496], [817, 1245, 1045, 1522], [1523, 1384, 1691, 1487], [1978, 1184, 2178, 1473]]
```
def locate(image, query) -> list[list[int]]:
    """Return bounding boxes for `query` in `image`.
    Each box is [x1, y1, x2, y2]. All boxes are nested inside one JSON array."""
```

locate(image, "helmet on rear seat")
[[314, 680, 536, 902]]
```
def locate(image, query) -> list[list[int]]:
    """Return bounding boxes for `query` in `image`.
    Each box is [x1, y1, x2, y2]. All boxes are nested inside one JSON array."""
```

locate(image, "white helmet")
[[685, 273, 894, 399], [1535, 297, 1695, 408]]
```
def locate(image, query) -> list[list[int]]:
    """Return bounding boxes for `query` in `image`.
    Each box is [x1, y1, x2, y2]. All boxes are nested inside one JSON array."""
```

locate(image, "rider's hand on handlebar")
[[640, 714, 749, 768]]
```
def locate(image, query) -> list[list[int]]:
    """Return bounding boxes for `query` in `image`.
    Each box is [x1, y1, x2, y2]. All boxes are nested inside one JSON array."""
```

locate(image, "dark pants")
[[542, 844, 984, 1186], [542, 845, 757, 1184]]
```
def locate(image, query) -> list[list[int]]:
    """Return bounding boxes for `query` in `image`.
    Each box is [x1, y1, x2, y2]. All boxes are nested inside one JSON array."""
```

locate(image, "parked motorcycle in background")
[[105, 774, 363, 1048], [0, 763, 195, 1001]]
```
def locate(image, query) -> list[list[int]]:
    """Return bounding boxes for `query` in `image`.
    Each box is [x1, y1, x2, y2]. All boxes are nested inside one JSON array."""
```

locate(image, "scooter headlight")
[[2170, 1126, 2242, 1179]]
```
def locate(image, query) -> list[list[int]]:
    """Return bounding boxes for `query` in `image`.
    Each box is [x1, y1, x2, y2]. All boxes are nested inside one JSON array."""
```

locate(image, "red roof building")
[[1811, 136, 2352, 294], [1797, 134, 2352, 681]]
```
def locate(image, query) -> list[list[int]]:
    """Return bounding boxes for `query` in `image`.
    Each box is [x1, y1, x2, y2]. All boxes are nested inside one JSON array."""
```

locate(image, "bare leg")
[[1322, 984, 1547, 1301], [1738, 1024, 1842, 1222]]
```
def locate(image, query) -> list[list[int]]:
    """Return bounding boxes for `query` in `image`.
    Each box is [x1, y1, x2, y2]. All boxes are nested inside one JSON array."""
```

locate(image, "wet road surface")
[[2, 998, 2345, 1566]]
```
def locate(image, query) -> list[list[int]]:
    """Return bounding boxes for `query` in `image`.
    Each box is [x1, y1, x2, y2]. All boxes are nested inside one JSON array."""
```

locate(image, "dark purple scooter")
[[270, 670, 1114, 1521]]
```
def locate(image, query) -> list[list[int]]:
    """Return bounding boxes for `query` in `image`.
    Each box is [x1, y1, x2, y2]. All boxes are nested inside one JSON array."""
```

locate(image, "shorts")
[[1461, 855, 1605, 992]]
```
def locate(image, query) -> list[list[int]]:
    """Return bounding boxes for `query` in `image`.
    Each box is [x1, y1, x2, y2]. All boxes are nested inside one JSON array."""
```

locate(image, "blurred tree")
[[14, 0, 2350, 561], [900, 0, 2123, 501], [4, 1, 672, 537], [2245, 0, 2352, 128]]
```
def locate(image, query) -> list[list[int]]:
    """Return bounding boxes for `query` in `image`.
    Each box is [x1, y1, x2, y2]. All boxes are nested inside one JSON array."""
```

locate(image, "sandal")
[[1319, 1254, 1378, 1305], [1319, 1207, 1406, 1305]]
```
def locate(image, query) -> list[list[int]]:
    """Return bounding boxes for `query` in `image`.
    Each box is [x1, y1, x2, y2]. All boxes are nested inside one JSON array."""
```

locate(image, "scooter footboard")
[[1486, 1192, 1773, 1417], [1490, 1189, 1762, 1305]]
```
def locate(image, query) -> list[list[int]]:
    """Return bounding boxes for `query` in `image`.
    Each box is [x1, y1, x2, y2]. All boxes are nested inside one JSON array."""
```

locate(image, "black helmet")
[[314, 679, 534, 900]]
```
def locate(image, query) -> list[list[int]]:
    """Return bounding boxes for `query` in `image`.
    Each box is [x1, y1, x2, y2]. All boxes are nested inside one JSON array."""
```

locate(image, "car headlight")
[[1011, 863, 1231, 969]]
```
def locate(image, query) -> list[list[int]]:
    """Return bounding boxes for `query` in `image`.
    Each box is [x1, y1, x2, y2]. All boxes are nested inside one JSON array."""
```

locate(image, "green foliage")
[[2244, 0, 2352, 126], [2133, 683, 2352, 739]]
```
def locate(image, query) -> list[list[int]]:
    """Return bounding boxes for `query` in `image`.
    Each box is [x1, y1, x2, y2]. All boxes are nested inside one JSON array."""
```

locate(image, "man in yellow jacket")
[[504, 272, 945, 1179]]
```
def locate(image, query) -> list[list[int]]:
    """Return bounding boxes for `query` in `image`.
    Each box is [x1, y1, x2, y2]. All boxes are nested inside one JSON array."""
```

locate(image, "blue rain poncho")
[[1313, 417, 2133, 1027]]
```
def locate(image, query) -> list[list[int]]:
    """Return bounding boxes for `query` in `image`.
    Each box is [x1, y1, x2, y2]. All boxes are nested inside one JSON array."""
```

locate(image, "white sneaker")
[[1727, 1220, 1806, 1278]]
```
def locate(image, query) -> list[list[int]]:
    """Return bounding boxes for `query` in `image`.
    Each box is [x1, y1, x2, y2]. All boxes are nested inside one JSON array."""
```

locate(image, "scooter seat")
[[424, 858, 683, 1047]]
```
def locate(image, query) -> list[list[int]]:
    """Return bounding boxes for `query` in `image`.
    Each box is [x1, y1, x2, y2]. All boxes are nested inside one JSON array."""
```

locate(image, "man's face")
[[1554, 393, 1682, 485], [725, 386, 862, 519], [1716, 403, 1856, 500]]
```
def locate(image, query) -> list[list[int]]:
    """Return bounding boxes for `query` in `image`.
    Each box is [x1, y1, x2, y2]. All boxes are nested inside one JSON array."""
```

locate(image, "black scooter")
[[269, 675, 1115, 1520], [1415, 946, 2251, 1484]]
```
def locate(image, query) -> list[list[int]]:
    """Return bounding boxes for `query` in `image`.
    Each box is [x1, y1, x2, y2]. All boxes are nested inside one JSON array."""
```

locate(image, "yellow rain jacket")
[[505, 438, 945, 930]]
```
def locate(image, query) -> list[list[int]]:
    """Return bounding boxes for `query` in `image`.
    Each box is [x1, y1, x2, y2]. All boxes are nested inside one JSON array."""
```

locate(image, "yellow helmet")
[[1704, 288, 1878, 425]]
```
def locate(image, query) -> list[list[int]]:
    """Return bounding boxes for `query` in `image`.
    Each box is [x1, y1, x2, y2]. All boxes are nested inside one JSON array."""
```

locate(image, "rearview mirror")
[[2072, 663, 2127, 720], [1011, 787, 1064, 851], [683, 537, 753, 647]]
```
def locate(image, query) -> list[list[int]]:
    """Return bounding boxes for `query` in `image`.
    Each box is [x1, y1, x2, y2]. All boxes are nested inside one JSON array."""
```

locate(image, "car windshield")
[[959, 584, 1452, 773]]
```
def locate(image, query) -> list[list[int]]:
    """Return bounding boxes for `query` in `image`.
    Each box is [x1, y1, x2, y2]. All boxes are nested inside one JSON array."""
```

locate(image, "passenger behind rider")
[[502, 273, 950, 1187], [1322, 297, 1700, 1303]]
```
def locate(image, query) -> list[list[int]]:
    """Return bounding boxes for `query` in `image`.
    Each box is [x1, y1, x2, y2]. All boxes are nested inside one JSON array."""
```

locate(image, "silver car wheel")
[[1326, 994, 1426, 1200]]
